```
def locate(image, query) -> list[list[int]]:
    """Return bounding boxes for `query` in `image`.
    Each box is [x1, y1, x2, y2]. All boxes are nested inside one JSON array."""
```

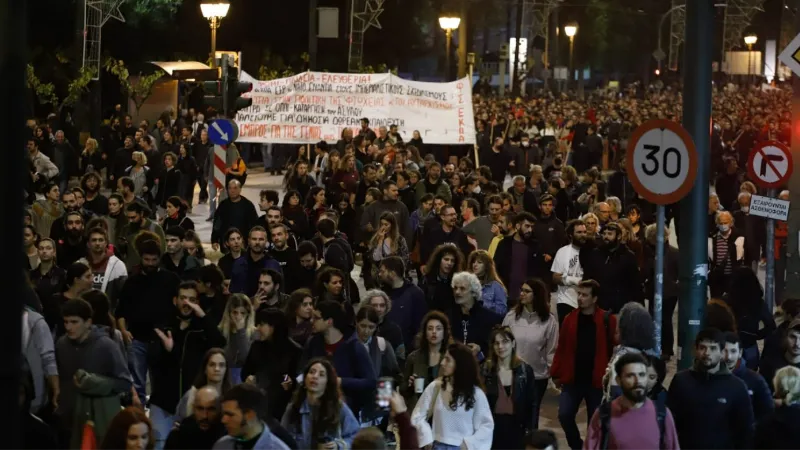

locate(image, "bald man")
[[165, 386, 225, 449]]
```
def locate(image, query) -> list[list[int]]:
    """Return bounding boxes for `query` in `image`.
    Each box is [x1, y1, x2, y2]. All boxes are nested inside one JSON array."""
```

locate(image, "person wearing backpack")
[[584, 352, 679, 450]]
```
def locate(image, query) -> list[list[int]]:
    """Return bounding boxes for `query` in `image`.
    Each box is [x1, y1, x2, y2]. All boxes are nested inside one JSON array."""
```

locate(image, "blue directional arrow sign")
[[208, 118, 239, 146]]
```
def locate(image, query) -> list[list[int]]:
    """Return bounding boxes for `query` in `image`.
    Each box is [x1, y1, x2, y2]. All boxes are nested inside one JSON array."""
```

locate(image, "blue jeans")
[[127, 339, 149, 402], [149, 403, 177, 450], [558, 383, 603, 450], [432, 443, 459, 450]]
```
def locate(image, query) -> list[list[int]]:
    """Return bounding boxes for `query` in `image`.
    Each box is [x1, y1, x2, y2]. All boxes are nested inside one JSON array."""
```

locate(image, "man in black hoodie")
[[534, 194, 567, 267], [149, 281, 226, 448], [581, 222, 641, 313], [667, 328, 754, 449]]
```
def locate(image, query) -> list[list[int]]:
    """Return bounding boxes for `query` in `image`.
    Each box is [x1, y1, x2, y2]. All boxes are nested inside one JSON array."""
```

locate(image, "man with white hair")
[[733, 191, 766, 271], [447, 271, 503, 360]]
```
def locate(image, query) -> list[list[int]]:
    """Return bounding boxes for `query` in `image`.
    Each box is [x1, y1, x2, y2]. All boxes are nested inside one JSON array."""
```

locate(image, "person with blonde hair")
[[80, 137, 104, 175], [218, 293, 256, 384], [754, 365, 800, 448]]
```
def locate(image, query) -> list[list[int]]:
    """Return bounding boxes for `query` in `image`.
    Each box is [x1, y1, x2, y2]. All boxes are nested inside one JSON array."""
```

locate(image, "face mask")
[[741, 206, 749, 214], [522, 141, 530, 147], [718, 224, 730, 233], [473, 186, 481, 194]]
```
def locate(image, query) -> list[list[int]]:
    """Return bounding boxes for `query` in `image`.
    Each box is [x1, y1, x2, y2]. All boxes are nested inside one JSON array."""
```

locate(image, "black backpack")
[[599, 398, 666, 450]]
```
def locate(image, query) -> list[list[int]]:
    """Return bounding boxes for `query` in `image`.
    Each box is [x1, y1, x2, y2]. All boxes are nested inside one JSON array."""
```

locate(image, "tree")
[[122, 0, 184, 27], [26, 63, 96, 113], [103, 57, 165, 115]]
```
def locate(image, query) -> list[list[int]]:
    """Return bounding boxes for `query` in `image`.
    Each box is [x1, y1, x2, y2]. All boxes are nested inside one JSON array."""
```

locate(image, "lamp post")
[[439, 16, 461, 81], [564, 23, 577, 90], [201, 1, 230, 68], [744, 34, 757, 84]]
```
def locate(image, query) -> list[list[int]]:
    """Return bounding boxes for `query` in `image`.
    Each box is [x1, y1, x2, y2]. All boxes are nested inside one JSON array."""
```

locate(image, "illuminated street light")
[[201, 1, 230, 68], [564, 23, 578, 90], [439, 17, 461, 81], [744, 34, 757, 83]]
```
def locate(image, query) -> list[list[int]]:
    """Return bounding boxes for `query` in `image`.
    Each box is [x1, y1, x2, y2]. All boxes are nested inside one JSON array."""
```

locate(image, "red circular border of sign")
[[747, 140, 794, 189], [625, 119, 698, 205]]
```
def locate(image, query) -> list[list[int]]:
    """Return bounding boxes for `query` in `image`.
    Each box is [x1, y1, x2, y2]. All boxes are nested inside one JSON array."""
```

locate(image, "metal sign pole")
[[654, 204, 665, 356], [766, 187, 777, 313]]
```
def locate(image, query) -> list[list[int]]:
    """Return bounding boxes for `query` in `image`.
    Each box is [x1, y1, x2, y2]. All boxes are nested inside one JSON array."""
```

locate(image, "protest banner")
[[235, 71, 475, 145]]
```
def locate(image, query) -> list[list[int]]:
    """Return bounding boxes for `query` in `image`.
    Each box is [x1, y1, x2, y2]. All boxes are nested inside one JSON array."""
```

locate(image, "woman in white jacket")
[[411, 342, 494, 450]]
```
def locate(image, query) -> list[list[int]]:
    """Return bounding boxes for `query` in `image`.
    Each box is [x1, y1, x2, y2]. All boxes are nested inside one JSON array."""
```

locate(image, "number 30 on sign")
[[626, 119, 699, 205]]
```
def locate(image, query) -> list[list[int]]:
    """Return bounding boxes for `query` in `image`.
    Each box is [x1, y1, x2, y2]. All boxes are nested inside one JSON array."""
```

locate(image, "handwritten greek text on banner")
[[235, 71, 475, 145]]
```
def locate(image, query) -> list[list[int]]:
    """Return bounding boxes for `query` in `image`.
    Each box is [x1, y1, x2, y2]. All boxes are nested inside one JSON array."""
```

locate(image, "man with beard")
[[211, 179, 259, 252], [493, 212, 548, 300], [585, 353, 679, 450], [262, 206, 298, 251], [117, 176, 152, 218], [57, 211, 88, 267], [111, 136, 136, 185], [116, 239, 181, 405], [487, 211, 514, 257], [229, 226, 282, 297], [252, 269, 290, 310], [551, 219, 587, 325], [414, 161, 451, 204], [581, 222, 641, 314], [80, 172, 108, 216], [354, 163, 381, 207], [30, 238, 67, 306], [362, 179, 411, 242], [78, 228, 127, 309], [295, 241, 322, 290], [722, 332, 773, 423], [667, 328, 754, 449], [161, 227, 203, 281], [49, 190, 83, 243], [149, 281, 226, 449], [420, 205, 473, 270], [268, 223, 301, 291], [165, 386, 225, 450], [119, 202, 166, 271]]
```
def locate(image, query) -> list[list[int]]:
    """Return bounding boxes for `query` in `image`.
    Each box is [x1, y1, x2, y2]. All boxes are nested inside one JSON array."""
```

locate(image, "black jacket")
[[211, 196, 259, 244], [447, 303, 503, 356], [493, 235, 549, 291], [534, 214, 566, 259], [481, 361, 537, 431], [164, 416, 225, 450], [420, 225, 473, 266], [581, 242, 642, 313], [242, 338, 303, 421], [148, 312, 227, 414], [116, 269, 181, 341], [754, 405, 800, 449], [666, 364, 754, 449]]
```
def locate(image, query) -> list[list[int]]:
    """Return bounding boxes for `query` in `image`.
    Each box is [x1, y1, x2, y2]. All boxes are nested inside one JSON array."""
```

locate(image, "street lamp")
[[201, 1, 230, 68], [744, 34, 757, 84], [564, 23, 578, 90], [439, 16, 461, 81]]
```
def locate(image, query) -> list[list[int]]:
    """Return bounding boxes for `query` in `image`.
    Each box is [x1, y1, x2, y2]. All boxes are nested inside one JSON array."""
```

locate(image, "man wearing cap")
[[581, 221, 642, 313]]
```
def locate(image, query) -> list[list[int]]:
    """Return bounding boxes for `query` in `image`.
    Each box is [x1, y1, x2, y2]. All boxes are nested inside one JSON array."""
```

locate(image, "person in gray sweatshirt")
[[23, 306, 59, 414], [55, 299, 131, 449]]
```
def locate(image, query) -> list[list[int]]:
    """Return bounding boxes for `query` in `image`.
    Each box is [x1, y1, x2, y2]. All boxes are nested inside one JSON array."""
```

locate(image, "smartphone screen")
[[376, 377, 393, 410]]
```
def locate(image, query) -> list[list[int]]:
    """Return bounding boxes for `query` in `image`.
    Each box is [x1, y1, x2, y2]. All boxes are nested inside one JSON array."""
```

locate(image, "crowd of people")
[[18, 81, 800, 450]]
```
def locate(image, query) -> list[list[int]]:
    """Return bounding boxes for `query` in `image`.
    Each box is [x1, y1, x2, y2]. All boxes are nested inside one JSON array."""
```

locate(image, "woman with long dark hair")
[[281, 358, 360, 449], [161, 196, 195, 232], [334, 194, 357, 247], [410, 342, 494, 450], [285, 288, 315, 346], [481, 326, 537, 449], [175, 348, 232, 420], [402, 311, 453, 412], [243, 308, 303, 421], [726, 266, 776, 369], [281, 190, 310, 239], [368, 212, 409, 283], [175, 144, 198, 210], [305, 186, 327, 227], [421, 244, 464, 312], [100, 407, 155, 450], [313, 267, 356, 326], [501, 277, 557, 428]]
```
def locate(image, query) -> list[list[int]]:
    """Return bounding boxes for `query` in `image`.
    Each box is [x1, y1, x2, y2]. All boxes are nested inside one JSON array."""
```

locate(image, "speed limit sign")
[[625, 119, 698, 205]]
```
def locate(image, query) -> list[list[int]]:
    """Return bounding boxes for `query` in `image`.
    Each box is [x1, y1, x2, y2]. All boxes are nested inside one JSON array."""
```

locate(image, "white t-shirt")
[[550, 244, 583, 308]]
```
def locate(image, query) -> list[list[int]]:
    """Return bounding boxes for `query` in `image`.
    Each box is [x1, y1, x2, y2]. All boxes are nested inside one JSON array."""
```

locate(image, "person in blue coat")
[[722, 331, 774, 423], [300, 300, 377, 415], [214, 384, 292, 450], [281, 358, 360, 450], [378, 255, 427, 354], [229, 226, 282, 296]]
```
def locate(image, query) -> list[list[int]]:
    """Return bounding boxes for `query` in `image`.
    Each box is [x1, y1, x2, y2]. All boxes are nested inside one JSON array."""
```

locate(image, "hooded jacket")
[[730, 359, 774, 422], [385, 281, 427, 353], [55, 325, 132, 448], [666, 362, 754, 449]]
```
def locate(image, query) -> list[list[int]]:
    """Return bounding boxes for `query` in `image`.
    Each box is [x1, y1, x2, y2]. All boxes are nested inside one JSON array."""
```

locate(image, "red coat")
[[550, 307, 617, 388]]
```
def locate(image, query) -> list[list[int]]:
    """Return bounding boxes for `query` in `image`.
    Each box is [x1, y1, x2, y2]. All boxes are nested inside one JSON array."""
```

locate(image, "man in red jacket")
[[551, 279, 617, 450]]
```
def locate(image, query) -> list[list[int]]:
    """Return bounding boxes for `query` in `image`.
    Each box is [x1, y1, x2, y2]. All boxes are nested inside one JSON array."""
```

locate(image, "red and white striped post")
[[213, 144, 227, 190]]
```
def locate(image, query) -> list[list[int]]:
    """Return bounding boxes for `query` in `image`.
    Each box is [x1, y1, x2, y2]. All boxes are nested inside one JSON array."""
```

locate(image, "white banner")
[[235, 71, 475, 145]]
